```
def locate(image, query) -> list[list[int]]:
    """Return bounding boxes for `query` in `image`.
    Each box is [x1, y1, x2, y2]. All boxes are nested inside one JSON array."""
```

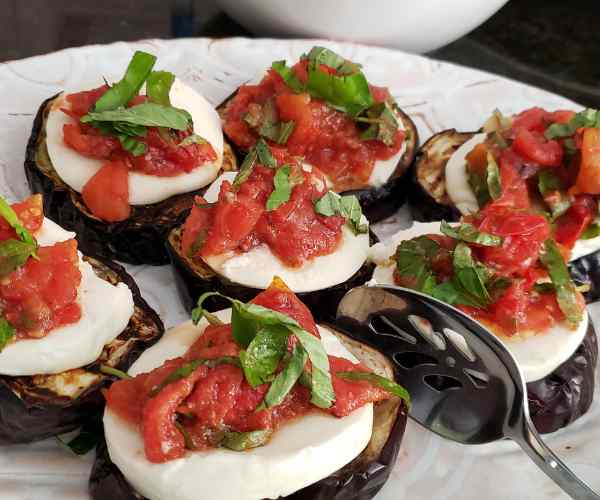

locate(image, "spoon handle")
[[511, 417, 600, 499]]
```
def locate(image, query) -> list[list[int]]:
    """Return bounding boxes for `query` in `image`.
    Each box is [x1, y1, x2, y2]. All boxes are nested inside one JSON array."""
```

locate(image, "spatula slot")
[[464, 368, 490, 389], [370, 314, 417, 344], [408, 314, 446, 350], [423, 374, 463, 392], [394, 351, 439, 369], [443, 328, 477, 362]]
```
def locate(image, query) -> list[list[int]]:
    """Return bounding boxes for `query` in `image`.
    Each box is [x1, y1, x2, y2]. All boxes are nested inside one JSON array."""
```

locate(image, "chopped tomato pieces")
[[571, 127, 600, 195], [512, 128, 563, 167], [0, 194, 43, 241], [82, 160, 131, 222], [555, 195, 598, 249]]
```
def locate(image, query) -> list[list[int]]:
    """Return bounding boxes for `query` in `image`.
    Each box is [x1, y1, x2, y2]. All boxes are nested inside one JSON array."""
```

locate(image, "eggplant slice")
[[217, 92, 419, 223], [409, 129, 475, 222], [166, 224, 376, 322], [569, 252, 600, 304], [25, 95, 238, 266], [89, 326, 408, 500], [527, 319, 598, 434], [0, 255, 164, 444]]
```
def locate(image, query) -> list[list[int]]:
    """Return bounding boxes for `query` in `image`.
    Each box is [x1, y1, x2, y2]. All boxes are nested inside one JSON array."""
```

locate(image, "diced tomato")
[[551, 110, 576, 124], [555, 195, 598, 249], [570, 128, 600, 195], [181, 196, 213, 257], [369, 84, 391, 103], [0, 194, 44, 241], [82, 160, 131, 222], [185, 324, 241, 361], [62, 123, 120, 159], [64, 85, 109, 117], [512, 128, 563, 167], [512, 107, 551, 134]]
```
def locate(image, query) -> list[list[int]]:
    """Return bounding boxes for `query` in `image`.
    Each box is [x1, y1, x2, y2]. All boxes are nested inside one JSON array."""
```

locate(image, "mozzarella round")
[[202, 172, 370, 293], [368, 221, 589, 382], [105, 310, 373, 500], [45, 79, 224, 205], [0, 218, 134, 376], [445, 132, 486, 215]]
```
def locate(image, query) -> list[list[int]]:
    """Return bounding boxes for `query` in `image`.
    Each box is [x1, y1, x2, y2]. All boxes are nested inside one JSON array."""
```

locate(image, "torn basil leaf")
[[0, 239, 38, 277], [82, 102, 191, 131], [486, 153, 502, 201], [255, 138, 277, 168], [581, 222, 600, 240], [271, 61, 305, 93], [467, 152, 502, 208], [538, 170, 570, 220], [0, 196, 37, 250], [146, 70, 175, 106], [240, 326, 289, 387], [394, 236, 440, 293], [305, 46, 361, 75], [220, 429, 272, 451], [313, 191, 368, 235], [336, 371, 410, 407], [266, 165, 293, 211], [179, 134, 207, 147], [264, 344, 308, 408], [357, 101, 399, 146], [0, 317, 15, 353], [99, 365, 132, 380], [545, 108, 600, 140], [232, 148, 258, 189], [440, 220, 502, 247]]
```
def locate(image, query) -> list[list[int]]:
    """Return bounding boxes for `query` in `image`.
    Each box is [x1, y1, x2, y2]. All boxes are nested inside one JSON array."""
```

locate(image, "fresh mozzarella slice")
[[45, 79, 224, 205], [0, 218, 134, 376], [368, 221, 589, 382], [105, 311, 373, 500], [202, 172, 370, 293], [445, 132, 486, 215]]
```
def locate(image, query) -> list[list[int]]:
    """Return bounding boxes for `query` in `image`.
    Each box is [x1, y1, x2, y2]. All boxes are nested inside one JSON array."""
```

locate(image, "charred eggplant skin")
[[25, 95, 237, 266], [166, 224, 376, 322], [89, 327, 408, 500], [409, 129, 475, 222], [217, 92, 419, 223], [569, 252, 600, 304], [527, 320, 598, 434], [0, 255, 164, 445]]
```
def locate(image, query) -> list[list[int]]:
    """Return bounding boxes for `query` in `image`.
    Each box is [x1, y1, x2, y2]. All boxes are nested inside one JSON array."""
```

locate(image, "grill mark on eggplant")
[[89, 326, 408, 500], [0, 255, 164, 444], [166, 224, 377, 322], [409, 129, 475, 222], [217, 90, 419, 223], [24, 94, 238, 265]]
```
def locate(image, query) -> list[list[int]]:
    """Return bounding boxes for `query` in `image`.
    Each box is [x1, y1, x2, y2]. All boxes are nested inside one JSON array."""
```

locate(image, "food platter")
[[0, 37, 598, 499]]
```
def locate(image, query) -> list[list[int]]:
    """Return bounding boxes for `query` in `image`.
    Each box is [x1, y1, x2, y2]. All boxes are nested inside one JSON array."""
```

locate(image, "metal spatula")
[[335, 285, 600, 500]]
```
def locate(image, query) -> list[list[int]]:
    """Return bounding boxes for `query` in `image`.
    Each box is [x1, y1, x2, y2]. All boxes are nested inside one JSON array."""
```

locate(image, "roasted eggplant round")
[[408, 129, 475, 222], [25, 95, 238, 265], [89, 325, 408, 500], [165, 223, 376, 322], [0, 255, 164, 444], [217, 93, 419, 223]]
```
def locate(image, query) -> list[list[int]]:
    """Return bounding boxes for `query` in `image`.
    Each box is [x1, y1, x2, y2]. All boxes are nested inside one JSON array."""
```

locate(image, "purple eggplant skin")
[[25, 94, 237, 266], [408, 129, 476, 222], [89, 327, 408, 500], [569, 251, 600, 304], [0, 255, 164, 445], [217, 92, 419, 224], [527, 319, 598, 434], [165, 223, 377, 323]]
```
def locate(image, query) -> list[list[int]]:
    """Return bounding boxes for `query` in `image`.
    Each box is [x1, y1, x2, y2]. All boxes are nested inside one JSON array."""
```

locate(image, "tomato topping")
[[184, 161, 345, 268], [0, 194, 43, 241], [511, 107, 551, 134], [571, 127, 600, 195], [222, 66, 403, 191], [555, 195, 598, 249], [106, 283, 393, 462], [82, 160, 131, 222], [512, 128, 563, 167]]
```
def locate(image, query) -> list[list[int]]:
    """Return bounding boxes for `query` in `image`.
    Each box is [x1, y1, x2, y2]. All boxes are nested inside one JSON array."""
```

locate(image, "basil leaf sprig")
[[337, 371, 411, 408], [539, 239, 584, 327], [356, 101, 399, 147], [467, 152, 502, 209], [193, 292, 336, 409], [265, 164, 304, 211], [537, 170, 571, 220], [146, 70, 175, 106], [82, 103, 191, 131], [0, 196, 39, 277], [231, 138, 276, 189], [440, 220, 502, 247], [545, 108, 600, 140], [314, 191, 368, 235], [220, 429, 273, 451], [243, 99, 296, 145], [0, 197, 37, 249], [0, 317, 15, 353]]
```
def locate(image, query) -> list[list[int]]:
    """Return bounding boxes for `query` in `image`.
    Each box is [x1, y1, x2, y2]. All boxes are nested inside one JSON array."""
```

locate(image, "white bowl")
[[217, 0, 509, 54]]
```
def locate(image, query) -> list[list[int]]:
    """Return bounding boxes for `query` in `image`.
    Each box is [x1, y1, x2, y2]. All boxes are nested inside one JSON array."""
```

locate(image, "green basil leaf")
[[255, 138, 277, 168], [264, 344, 308, 407], [540, 239, 583, 327], [581, 223, 600, 240], [440, 220, 502, 246], [220, 429, 272, 451], [118, 134, 147, 156], [146, 70, 175, 106], [82, 102, 191, 131], [99, 364, 132, 380], [0, 317, 15, 353], [178, 133, 207, 147], [468, 169, 491, 208], [305, 46, 361, 75], [187, 228, 208, 258], [534, 282, 556, 294], [537, 170, 570, 220], [239, 326, 289, 387], [149, 357, 241, 397], [336, 371, 410, 407], [545, 108, 600, 140], [314, 191, 368, 235], [271, 61, 305, 93], [266, 165, 293, 211], [486, 153, 502, 201], [306, 67, 373, 117], [232, 148, 258, 189], [357, 101, 399, 146], [0, 197, 37, 249], [394, 236, 440, 291], [93, 51, 157, 112], [0, 239, 38, 276]]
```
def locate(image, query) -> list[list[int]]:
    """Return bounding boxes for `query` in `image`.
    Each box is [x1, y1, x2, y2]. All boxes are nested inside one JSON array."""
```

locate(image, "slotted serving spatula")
[[335, 285, 600, 500]]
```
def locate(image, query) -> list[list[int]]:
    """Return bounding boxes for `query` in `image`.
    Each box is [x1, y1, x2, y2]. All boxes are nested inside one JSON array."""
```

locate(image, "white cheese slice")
[[104, 310, 373, 500], [201, 172, 370, 293], [368, 221, 589, 382], [0, 218, 134, 376], [45, 79, 224, 205]]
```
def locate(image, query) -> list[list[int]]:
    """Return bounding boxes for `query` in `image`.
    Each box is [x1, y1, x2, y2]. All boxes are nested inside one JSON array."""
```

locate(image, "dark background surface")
[[1, 0, 598, 106]]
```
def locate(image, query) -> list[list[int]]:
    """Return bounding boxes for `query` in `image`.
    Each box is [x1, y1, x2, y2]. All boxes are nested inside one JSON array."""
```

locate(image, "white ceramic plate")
[[0, 38, 597, 500]]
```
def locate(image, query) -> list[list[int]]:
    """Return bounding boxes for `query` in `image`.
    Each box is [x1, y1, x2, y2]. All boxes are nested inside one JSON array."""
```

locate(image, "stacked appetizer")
[[167, 140, 374, 320], [90, 279, 409, 500], [412, 107, 600, 300], [26, 51, 236, 265], [218, 46, 418, 222], [370, 210, 596, 432], [0, 194, 163, 443]]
